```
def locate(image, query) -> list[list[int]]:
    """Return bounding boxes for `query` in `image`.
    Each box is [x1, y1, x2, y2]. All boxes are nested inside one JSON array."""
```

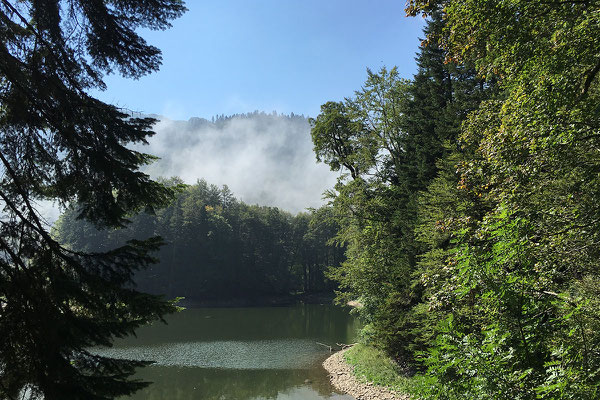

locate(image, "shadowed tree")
[[0, 1, 186, 399]]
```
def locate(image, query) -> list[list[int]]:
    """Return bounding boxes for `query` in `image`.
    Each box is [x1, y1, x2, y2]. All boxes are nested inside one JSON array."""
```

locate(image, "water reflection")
[[129, 365, 353, 400], [114, 304, 359, 345], [97, 304, 359, 400]]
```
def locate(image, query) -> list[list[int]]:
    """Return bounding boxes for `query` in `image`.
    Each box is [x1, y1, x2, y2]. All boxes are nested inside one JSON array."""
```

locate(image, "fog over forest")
[[136, 112, 338, 213]]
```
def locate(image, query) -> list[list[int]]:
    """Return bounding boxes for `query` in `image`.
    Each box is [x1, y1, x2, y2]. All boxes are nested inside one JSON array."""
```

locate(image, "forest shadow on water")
[[126, 365, 352, 400], [92, 304, 359, 400]]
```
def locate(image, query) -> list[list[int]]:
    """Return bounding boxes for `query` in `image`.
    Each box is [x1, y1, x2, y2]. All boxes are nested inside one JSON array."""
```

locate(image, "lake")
[[93, 303, 360, 399]]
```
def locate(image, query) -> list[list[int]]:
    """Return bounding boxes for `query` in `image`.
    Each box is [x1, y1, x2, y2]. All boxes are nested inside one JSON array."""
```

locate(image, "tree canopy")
[[312, 2, 600, 397], [408, 1, 600, 398], [0, 1, 186, 399], [54, 179, 344, 300]]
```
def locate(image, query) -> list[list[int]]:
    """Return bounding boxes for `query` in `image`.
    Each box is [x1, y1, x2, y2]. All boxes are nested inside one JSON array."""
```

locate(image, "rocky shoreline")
[[323, 348, 410, 400]]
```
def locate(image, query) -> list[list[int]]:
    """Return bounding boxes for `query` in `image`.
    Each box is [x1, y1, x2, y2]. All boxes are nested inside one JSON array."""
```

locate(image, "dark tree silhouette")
[[0, 1, 186, 399]]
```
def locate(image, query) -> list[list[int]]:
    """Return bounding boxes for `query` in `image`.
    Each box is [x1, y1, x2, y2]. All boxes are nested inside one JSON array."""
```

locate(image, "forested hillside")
[[135, 111, 336, 213], [312, 2, 600, 399], [54, 179, 343, 300]]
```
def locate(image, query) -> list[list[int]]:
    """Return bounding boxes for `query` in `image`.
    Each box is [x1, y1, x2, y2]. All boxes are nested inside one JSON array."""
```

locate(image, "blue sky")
[[95, 0, 425, 120]]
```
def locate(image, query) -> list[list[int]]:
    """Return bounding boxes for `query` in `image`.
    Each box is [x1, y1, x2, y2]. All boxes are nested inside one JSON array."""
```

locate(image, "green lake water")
[[93, 304, 360, 400]]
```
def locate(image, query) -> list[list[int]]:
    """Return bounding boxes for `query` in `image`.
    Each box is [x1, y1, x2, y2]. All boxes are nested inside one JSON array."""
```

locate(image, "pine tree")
[[310, 13, 491, 368], [0, 1, 186, 399], [369, 13, 490, 365]]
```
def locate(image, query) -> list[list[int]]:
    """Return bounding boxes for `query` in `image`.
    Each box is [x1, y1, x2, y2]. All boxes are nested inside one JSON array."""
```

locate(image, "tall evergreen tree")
[[0, 1, 186, 399], [310, 14, 490, 368]]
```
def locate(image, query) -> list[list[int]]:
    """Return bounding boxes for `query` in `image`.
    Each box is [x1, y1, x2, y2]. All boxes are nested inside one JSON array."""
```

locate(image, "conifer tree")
[[311, 13, 490, 368], [0, 1, 186, 399]]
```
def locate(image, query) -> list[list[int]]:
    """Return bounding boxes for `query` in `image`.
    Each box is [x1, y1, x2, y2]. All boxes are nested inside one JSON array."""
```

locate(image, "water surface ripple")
[[93, 339, 327, 369], [97, 304, 359, 399]]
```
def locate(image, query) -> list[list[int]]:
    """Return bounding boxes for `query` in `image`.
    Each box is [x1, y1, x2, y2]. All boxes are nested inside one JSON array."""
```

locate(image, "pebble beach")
[[322, 348, 410, 400]]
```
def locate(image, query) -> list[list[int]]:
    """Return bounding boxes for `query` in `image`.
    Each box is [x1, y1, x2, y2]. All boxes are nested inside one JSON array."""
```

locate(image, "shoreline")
[[175, 292, 338, 308], [322, 348, 410, 400]]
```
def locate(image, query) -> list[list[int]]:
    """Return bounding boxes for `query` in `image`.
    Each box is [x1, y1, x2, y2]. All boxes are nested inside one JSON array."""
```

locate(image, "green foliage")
[[54, 180, 344, 299], [403, 1, 600, 398], [344, 344, 422, 393], [317, 2, 600, 396], [0, 1, 186, 398], [312, 13, 490, 371]]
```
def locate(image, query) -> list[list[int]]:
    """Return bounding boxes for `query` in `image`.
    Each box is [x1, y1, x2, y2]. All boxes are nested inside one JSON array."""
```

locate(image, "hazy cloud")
[[136, 113, 338, 213]]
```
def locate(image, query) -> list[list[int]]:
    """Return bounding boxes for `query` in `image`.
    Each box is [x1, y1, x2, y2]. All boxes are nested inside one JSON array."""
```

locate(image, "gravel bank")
[[323, 348, 410, 400]]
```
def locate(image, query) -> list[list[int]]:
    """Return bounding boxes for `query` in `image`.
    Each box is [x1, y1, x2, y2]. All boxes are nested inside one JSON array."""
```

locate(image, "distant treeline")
[[164, 111, 309, 131], [207, 110, 308, 125], [53, 179, 344, 299]]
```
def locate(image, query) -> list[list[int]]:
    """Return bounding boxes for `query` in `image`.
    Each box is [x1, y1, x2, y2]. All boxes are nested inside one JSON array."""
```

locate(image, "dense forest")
[[54, 179, 343, 300], [311, 2, 600, 399], [2, 0, 600, 399]]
